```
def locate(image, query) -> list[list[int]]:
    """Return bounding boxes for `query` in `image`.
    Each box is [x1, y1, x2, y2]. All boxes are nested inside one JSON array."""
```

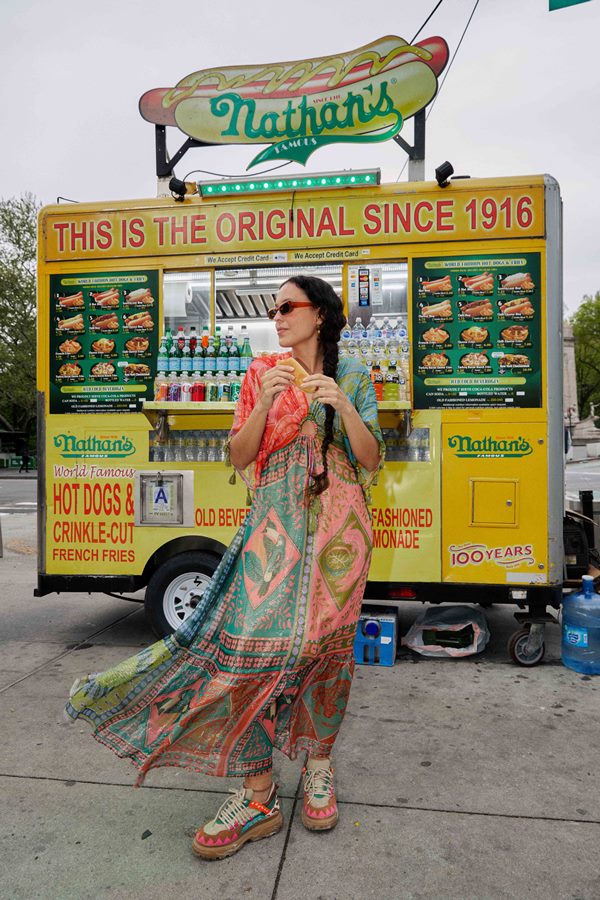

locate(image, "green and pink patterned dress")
[[66, 356, 384, 784]]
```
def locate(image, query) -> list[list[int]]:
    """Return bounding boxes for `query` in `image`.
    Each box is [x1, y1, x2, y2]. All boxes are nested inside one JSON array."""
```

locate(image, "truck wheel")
[[145, 551, 221, 638], [507, 628, 545, 667]]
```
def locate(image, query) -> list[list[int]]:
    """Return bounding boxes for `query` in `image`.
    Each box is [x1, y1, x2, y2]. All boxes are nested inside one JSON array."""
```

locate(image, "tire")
[[144, 551, 221, 638], [507, 628, 545, 667]]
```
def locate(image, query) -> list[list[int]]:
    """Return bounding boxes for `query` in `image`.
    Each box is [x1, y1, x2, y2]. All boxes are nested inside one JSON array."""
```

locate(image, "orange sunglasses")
[[266, 301, 314, 320]]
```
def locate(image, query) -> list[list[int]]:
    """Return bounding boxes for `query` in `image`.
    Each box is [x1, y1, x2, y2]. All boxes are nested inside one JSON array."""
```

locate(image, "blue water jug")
[[562, 575, 600, 675]]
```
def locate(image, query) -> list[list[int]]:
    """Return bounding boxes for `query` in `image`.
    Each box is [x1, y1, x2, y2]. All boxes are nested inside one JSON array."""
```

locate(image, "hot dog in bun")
[[276, 357, 316, 392]]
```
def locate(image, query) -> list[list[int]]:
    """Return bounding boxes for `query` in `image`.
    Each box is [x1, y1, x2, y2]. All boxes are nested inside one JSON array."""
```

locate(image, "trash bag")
[[401, 605, 490, 657]]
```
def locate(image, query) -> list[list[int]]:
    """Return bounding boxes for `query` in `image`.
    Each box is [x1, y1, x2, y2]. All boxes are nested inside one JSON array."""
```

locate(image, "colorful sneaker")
[[301, 759, 338, 831], [192, 783, 282, 860]]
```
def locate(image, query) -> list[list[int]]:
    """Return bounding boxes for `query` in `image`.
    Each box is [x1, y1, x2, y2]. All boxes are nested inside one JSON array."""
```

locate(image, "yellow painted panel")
[[442, 422, 548, 585], [471, 479, 517, 526]]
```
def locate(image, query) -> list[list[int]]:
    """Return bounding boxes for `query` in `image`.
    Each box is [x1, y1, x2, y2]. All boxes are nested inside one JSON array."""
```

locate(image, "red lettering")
[[190, 214, 207, 244], [96, 219, 113, 249], [238, 211, 257, 242], [266, 210, 286, 239], [216, 213, 236, 243], [436, 200, 454, 231], [363, 204, 381, 235], [414, 201, 434, 233], [296, 208, 314, 238], [171, 216, 188, 244], [128, 218, 145, 248], [53, 222, 69, 252], [316, 207, 336, 238], [392, 203, 411, 234], [153, 216, 169, 246], [338, 207, 355, 236]]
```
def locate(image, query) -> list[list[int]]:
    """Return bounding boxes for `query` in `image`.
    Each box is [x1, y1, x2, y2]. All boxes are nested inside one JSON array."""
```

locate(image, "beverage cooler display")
[[155, 263, 410, 405]]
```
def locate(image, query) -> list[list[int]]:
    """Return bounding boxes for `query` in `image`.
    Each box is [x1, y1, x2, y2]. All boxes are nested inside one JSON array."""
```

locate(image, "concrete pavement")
[[1, 514, 599, 899]]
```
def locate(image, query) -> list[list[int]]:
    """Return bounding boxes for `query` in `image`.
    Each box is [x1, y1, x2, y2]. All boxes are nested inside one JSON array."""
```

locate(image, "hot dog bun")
[[276, 357, 315, 391]]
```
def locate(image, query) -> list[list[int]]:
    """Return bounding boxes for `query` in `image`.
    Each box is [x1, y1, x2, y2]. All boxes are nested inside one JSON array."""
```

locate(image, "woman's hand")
[[301, 374, 352, 414], [256, 364, 295, 413]]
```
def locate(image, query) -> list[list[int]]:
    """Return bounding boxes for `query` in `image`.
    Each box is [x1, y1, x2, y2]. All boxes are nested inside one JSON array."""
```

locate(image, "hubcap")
[[163, 571, 212, 630]]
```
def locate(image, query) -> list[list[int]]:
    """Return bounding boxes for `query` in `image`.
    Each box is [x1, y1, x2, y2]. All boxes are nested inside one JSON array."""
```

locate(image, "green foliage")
[[570, 291, 600, 419], [0, 193, 39, 439]]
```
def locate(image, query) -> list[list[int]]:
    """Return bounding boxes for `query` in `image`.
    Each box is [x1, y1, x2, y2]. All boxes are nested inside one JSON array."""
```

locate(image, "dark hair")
[[281, 275, 346, 497]]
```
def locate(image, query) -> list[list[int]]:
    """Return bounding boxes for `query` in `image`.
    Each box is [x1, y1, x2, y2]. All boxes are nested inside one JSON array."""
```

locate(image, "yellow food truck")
[[36, 170, 568, 664]]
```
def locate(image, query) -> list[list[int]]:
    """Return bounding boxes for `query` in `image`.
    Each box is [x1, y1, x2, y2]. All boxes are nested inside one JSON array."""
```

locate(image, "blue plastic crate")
[[354, 611, 398, 666]]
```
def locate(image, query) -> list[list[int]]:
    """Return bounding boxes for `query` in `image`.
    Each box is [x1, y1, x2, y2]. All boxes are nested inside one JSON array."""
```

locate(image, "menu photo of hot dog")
[[458, 271, 495, 294], [418, 297, 453, 320], [123, 310, 154, 330], [56, 290, 85, 309], [89, 311, 120, 331], [90, 287, 121, 308], [418, 274, 453, 296], [499, 272, 535, 293], [497, 296, 535, 319], [457, 297, 494, 320], [124, 288, 154, 307]]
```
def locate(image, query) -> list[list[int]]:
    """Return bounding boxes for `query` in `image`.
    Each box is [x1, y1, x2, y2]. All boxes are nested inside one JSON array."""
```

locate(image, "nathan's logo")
[[140, 35, 448, 167], [53, 434, 135, 459], [447, 434, 533, 459]]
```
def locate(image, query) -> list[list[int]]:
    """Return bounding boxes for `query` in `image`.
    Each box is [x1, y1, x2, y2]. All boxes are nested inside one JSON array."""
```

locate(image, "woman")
[[66, 274, 383, 860]]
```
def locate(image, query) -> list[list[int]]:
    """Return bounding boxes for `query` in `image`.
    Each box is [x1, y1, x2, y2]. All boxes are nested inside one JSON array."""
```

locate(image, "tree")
[[570, 291, 600, 420], [0, 193, 39, 441]]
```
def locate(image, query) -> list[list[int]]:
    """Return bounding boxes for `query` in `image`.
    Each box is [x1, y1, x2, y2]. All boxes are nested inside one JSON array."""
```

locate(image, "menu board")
[[49, 271, 159, 414], [411, 254, 542, 410]]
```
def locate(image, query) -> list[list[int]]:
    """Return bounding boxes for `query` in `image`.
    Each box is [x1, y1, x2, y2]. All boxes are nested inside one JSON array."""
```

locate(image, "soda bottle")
[[180, 337, 193, 376], [154, 374, 168, 401], [239, 330, 253, 374], [168, 339, 182, 375], [175, 325, 186, 351], [228, 333, 240, 376], [562, 576, 600, 674], [384, 358, 399, 401], [167, 373, 181, 402], [192, 343, 205, 375], [217, 336, 229, 376], [201, 324, 210, 350], [204, 372, 219, 402], [204, 336, 217, 376], [157, 337, 170, 374], [351, 317, 363, 341], [218, 372, 231, 402], [179, 372, 193, 402], [230, 373, 241, 403], [192, 374, 205, 402], [164, 327, 173, 352], [214, 325, 222, 354], [188, 325, 198, 356], [371, 361, 384, 401]]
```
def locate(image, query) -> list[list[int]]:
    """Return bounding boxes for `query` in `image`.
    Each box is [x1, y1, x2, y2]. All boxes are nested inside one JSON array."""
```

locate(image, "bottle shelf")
[[143, 400, 411, 416]]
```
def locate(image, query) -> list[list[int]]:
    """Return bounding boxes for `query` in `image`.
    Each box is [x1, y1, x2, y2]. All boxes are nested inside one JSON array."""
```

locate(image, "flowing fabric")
[[66, 356, 384, 784]]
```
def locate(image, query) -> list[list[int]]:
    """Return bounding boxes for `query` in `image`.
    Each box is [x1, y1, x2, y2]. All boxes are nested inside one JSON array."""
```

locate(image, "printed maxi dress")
[[66, 355, 384, 784]]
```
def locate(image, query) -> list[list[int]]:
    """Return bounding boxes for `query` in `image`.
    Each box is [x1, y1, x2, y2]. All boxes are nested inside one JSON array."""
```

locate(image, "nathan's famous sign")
[[139, 35, 448, 168]]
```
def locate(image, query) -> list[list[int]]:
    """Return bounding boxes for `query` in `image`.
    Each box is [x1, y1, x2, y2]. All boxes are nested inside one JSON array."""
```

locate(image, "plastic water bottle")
[[352, 317, 364, 341], [562, 576, 600, 674]]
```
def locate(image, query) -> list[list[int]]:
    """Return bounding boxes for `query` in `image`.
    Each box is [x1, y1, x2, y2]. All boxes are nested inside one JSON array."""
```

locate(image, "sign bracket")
[[155, 125, 216, 179], [393, 109, 426, 181]]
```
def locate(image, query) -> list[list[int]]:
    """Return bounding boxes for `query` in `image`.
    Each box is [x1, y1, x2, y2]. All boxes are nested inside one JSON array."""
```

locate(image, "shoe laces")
[[213, 787, 262, 830], [303, 765, 334, 801]]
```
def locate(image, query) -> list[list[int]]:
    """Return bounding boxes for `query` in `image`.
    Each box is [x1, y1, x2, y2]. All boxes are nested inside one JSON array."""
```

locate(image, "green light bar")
[[197, 169, 381, 197]]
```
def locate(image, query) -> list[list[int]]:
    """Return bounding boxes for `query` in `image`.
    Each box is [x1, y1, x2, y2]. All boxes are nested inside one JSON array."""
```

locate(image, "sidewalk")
[[0, 469, 37, 480], [1, 514, 599, 899]]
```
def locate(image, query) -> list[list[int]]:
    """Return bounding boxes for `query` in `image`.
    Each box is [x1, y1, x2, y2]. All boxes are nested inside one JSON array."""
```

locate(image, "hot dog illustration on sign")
[[139, 36, 449, 167]]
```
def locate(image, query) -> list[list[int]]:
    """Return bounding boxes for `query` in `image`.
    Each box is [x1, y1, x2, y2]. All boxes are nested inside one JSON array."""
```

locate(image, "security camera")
[[435, 162, 454, 188]]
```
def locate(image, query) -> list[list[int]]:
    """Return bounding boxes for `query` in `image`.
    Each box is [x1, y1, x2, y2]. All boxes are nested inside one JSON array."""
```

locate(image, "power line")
[[396, 0, 482, 182], [412, 0, 446, 42]]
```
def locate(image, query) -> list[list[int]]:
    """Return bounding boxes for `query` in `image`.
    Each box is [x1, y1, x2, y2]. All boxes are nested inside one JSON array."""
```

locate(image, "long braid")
[[309, 330, 338, 497], [281, 275, 346, 499]]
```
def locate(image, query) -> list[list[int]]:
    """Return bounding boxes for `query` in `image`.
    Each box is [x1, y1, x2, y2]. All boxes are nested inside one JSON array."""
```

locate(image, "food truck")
[[36, 171, 570, 665]]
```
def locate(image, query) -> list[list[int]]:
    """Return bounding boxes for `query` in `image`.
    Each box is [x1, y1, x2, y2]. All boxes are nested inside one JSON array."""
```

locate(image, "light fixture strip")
[[198, 169, 381, 198]]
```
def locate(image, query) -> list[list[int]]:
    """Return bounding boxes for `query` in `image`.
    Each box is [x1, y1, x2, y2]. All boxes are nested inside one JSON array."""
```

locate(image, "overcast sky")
[[1, 0, 598, 313]]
